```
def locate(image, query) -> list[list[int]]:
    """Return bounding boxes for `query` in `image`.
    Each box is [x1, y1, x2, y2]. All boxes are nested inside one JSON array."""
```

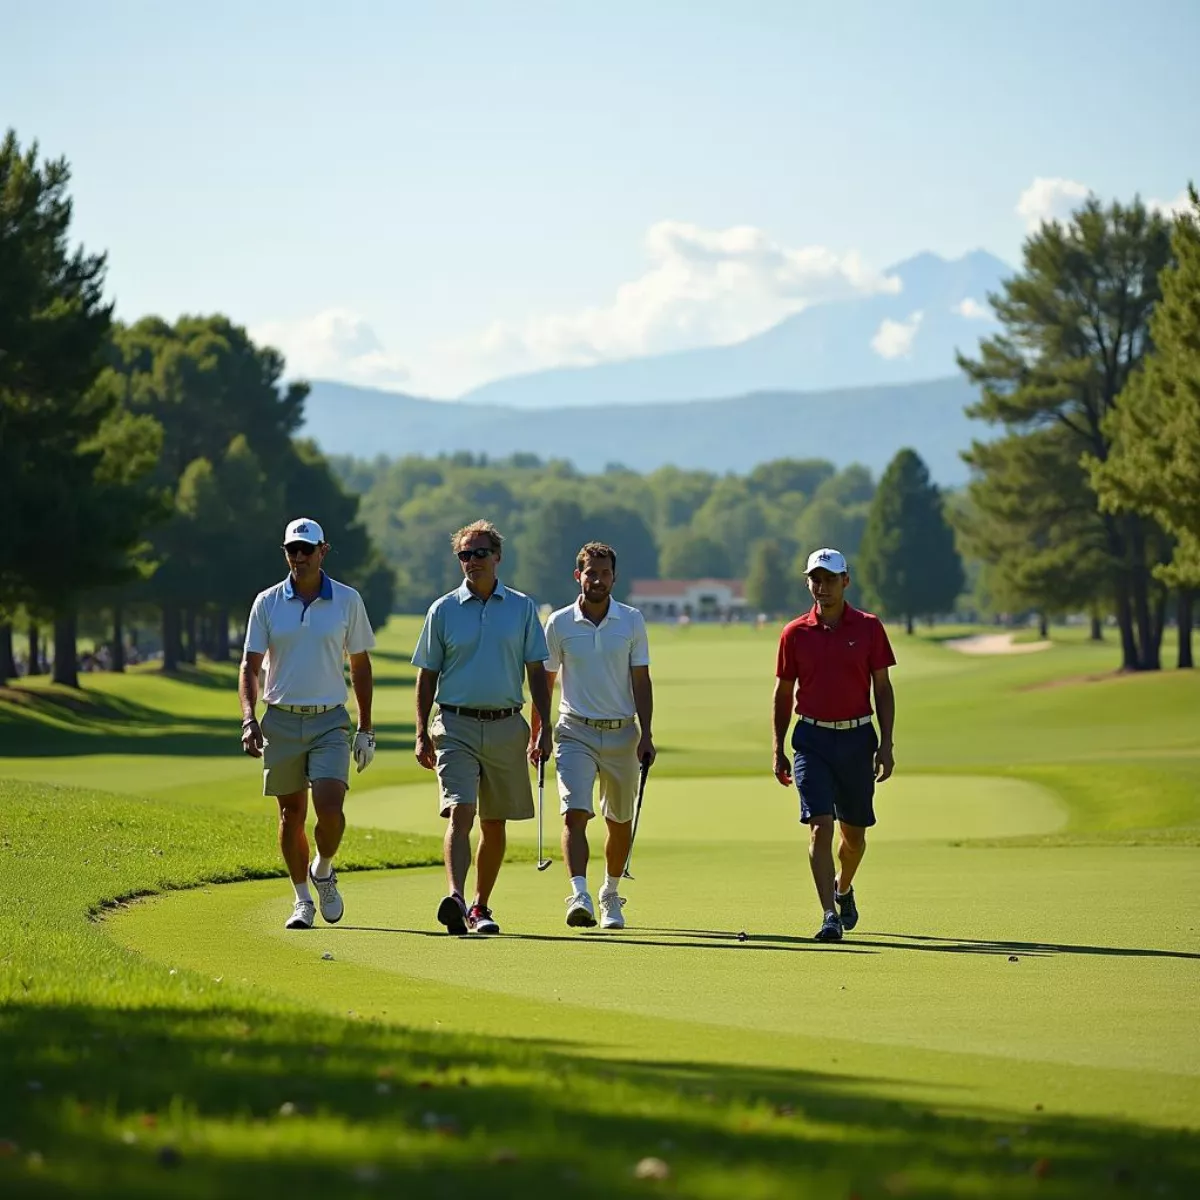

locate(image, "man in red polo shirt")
[[772, 547, 896, 942]]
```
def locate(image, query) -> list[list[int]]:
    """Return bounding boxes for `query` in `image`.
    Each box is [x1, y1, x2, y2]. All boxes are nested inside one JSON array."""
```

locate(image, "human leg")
[[807, 815, 837, 915], [474, 819, 507, 908], [836, 821, 867, 893]]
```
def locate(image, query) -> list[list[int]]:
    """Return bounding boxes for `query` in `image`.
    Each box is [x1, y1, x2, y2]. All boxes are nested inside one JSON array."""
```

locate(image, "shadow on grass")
[[1, 1000, 1196, 1199], [635, 927, 1200, 962]]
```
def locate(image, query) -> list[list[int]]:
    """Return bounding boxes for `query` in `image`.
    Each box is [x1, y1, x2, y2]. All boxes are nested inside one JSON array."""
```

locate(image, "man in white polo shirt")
[[531, 541, 655, 930], [239, 517, 377, 931]]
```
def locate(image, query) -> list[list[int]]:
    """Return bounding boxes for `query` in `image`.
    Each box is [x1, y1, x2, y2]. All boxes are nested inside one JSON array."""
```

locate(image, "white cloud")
[[251, 309, 411, 386], [446, 220, 902, 373], [1148, 189, 1191, 218], [954, 297, 991, 320], [870, 311, 923, 359], [1016, 177, 1091, 231]]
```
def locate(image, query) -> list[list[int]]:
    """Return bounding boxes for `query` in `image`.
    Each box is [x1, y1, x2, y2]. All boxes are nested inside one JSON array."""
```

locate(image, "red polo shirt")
[[776, 603, 896, 721]]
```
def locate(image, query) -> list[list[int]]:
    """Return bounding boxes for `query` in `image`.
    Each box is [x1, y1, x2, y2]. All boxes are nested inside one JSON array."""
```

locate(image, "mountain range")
[[300, 249, 1011, 482]]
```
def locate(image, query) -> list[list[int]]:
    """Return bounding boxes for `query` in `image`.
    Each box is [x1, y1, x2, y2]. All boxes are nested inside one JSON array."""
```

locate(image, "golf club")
[[621, 755, 652, 880], [536, 755, 552, 871]]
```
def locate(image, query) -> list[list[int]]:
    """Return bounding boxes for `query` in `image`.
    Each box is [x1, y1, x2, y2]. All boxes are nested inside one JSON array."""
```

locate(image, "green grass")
[[2, 620, 1199, 1197]]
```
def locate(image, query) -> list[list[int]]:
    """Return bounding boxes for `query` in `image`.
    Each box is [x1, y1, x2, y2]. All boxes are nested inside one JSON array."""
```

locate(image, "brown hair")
[[452, 520, 504, 553], [576, 541, 617, 572]]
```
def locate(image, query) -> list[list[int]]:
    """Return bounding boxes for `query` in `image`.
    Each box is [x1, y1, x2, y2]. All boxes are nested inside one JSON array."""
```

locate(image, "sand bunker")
[[946, 632, 1052, 655]]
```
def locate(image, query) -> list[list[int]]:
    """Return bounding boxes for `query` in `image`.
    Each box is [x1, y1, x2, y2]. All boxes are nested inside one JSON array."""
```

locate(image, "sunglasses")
[[457, 547, 494, 562], [283, 542, 319, 557]]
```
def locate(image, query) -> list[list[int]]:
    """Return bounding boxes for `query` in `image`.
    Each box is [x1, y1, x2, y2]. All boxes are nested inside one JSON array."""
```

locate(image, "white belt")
[[271, 703, 339, 714], [798, 714, 872, 730], [569, 715, 634, 731]]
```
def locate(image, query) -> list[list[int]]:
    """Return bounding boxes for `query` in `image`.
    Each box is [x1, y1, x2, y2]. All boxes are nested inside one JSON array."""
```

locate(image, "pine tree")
[[858, 449, 963, 633]]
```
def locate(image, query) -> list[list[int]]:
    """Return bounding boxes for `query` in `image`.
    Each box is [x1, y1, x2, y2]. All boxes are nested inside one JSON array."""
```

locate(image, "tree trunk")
[[162, 604, 181, 672], [210, 606, 231, 662], [0, 623, 16, 682], [110, 604, 126, 672], [1127, 519, 1159, 670], [1038, 612, 1049, 639], [1178, 590, 1194, 669], [182, 607, 197, 664], [1150, 583, 1168, 665], [1113, 577, 1139, 669], [52, 608, 79, 688], [1090, 612, 1103, 641], [28, 623, 41, 675], [905, 613, 914, 635]]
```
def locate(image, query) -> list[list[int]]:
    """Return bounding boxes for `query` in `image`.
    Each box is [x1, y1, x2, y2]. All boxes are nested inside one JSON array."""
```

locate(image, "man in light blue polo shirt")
[[240, 517, 377, 931], [412, 519, 552, 936]]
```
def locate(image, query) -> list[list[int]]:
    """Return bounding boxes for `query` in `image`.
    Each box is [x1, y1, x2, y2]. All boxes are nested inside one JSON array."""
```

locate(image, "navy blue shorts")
[[791, 720, 878, 828]]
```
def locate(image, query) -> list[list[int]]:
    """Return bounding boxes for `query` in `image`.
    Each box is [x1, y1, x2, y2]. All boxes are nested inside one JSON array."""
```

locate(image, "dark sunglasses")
[[457, 547, 494, 562], [283, 542, 319, 557]]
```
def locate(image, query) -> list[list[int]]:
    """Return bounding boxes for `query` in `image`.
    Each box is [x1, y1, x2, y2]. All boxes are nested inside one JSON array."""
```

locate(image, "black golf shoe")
[[814, 910, 843, 942], [835, 885, 859, 931], [437, 892, 469, 936]]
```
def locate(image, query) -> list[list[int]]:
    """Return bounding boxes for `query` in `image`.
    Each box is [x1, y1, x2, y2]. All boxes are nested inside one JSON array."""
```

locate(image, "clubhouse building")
[[626, 579, 748, 622]]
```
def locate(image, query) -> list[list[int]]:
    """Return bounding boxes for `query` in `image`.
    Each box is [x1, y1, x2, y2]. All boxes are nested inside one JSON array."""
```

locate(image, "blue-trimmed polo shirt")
[[244, 572, 376, 707], [411, 579, 548, 709]]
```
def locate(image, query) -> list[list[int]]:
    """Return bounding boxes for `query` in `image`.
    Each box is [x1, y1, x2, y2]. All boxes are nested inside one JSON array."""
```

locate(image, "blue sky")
[[4, 0, 1197, 396]]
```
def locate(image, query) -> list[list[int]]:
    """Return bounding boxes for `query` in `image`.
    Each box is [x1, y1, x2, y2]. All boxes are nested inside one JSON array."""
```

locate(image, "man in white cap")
[[772, 547, 896, 942], [239, 517, 378, 930]]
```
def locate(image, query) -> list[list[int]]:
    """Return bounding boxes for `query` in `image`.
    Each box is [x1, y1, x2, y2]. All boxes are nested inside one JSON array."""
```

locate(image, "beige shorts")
[[555, 714, 640, 824], [431, 709, 535, 821], [261, 705, 352, 797]]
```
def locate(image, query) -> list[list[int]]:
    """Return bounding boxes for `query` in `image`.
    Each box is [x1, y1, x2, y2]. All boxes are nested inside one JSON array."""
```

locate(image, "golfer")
[[412, 520, 552, 936], [531, 542, 654, 931], [240, 518, 377, 931], [772, 547, 895, 942]]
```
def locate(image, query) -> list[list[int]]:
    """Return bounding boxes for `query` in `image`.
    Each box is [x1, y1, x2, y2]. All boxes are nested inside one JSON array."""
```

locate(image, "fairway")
[[4, 618, 1200, 1197]]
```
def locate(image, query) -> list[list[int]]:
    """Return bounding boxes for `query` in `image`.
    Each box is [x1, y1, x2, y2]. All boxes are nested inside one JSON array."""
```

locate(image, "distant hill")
[[457, 250, 1011, 409], [301, 375, 985, 484]]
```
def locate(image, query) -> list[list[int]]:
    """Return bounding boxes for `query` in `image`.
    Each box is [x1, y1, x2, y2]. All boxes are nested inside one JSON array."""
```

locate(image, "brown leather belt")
[[439, 704, 520, 721]]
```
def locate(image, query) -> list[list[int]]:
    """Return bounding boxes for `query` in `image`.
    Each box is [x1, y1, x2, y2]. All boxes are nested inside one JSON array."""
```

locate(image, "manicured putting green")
[[348, 772, 1068, 843], [110, 776, 1199, 1129]]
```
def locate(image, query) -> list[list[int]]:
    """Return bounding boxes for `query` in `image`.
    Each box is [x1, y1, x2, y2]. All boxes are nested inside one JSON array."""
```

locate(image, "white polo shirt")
[[544, 598, 650, 721], [244, 572, 376, 707]]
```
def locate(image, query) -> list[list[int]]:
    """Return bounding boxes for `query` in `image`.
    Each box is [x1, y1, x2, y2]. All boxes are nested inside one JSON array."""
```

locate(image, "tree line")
[[1, 131, 393, 687], [955, 187, 1200, 670]]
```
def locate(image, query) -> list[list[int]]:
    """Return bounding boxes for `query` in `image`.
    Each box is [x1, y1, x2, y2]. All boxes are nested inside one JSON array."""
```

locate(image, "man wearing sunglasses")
[[412, 520, 552, 936], [239, 517, 377, 931]]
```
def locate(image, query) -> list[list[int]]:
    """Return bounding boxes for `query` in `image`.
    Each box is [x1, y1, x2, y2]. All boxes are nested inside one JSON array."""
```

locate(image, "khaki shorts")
[[261, 705, 352, 797], [555, 714, 640, 824], [431, 709, 535, 821]]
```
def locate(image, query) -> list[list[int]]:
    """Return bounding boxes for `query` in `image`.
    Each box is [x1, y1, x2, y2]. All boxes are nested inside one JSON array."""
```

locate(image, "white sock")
[[312, 854, 333, 880], [293, 880, 313, 903], [602, 874, 622, 896], [570, 875, 589, 897]]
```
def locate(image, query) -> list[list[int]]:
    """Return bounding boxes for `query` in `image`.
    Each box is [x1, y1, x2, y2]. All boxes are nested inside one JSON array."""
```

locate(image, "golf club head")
[[537, 858, 553, 872]]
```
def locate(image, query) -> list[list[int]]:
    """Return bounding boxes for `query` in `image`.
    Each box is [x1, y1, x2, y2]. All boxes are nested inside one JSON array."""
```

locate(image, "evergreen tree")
[[744, 538, 798, 616], [858, 449, 963, 633], [958, 195, 1174, 669]]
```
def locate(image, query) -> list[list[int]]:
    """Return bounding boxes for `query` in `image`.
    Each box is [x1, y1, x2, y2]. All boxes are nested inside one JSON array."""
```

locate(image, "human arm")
[[529, 670, 557, 764], [772, 676, 795, 785], [631, 665, 655, 766], [239, 651, 265, 757], [526, 660, 553, 764], [872, 667, 895, 782], [348, 650, 376, 773], [414, 667, 439, 770]]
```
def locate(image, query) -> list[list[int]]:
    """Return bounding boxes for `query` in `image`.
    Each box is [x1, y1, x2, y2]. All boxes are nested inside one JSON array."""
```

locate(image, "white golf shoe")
[[565, 892, 597, 928], [285, 898, 316, 929], [309, 867, 345, 924], [598, 890, 626, 930]]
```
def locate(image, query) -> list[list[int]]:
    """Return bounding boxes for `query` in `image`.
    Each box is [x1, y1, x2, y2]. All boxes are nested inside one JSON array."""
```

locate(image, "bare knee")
[[839, 823, 867, 852], [449, 805, 476, 835], [479, 818, 506, 844], [311, 779, 347, 817], [564, 810, 591, 832], [277, 792, 307, 826], [808, 816, 834, 847]]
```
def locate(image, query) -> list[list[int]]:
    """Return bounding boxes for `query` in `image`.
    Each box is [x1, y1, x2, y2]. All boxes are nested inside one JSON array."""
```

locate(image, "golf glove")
[[352, 730, 376, 773]]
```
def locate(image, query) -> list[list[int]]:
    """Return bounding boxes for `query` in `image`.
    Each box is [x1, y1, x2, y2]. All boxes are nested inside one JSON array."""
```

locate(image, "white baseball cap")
[[284, 517, 325, 545], [804, 547, 848, 575]]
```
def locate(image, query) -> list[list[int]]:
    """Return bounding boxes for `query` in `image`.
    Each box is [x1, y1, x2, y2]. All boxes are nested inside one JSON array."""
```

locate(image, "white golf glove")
[[352, 730, 376, 774]]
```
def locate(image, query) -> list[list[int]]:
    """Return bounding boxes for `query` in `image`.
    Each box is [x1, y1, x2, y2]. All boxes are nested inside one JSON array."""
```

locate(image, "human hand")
[[637, 732, 656, 768], [415, 730, 436, 770], [875, 742, 895, 783], [533, 724, 552, 765], [241, 718, 263, 758], [772, 749, 792, 787], [353, 729, 376, 773]]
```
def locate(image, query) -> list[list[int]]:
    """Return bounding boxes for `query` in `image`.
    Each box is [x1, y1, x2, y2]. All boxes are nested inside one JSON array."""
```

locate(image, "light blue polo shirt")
[[411, 579, 548, 709], [244, 572, 376, 707]]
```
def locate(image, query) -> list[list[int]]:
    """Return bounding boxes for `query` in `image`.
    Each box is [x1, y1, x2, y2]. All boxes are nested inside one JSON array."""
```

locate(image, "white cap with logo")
[[804, 547, 847, 575], [284, 517, 325, 546]]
